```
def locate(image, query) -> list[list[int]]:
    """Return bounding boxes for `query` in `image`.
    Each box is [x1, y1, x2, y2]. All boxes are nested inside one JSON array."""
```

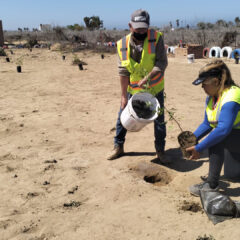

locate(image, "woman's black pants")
[[207, 129, 240, 188]]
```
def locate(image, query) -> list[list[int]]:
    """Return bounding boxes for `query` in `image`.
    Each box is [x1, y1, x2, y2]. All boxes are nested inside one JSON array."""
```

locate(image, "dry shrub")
[[26, 37, 38, 48], [163, 27, 240, 48], [4, 26, 239, 52], [0, 47, 7, 56]]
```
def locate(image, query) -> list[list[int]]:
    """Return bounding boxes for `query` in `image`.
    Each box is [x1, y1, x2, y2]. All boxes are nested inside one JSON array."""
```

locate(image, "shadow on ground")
[[124, 152, 156, 157], [151, 147, 209, 172], [222, 187, 240, 197], [219, 178, 240, 197]]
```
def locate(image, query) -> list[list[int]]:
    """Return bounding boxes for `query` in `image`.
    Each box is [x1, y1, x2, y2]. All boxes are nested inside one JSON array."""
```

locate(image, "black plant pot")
[[17, 66, 22, 73], [10, 50, 14, 55], [78, 63, 83, 70], [101, 54, 104, 59], [62, 55, 66, 60], [6, 57, 10, 62]]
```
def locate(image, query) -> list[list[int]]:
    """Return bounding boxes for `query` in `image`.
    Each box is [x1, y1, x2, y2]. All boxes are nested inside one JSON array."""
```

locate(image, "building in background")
[[39, 24, 52, 32]]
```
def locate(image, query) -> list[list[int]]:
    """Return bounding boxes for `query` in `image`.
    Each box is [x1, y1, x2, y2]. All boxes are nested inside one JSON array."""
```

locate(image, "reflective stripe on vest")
[[148, 29, 157, 54], [129, 72, 164, 90], [119, 36, 129, 61]]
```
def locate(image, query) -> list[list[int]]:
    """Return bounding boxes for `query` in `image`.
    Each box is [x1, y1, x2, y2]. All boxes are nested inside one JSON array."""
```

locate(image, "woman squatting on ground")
[[187, 60, 240, 196]]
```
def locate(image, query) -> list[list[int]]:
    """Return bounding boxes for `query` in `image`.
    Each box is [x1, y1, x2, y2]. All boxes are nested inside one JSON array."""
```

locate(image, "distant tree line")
[[197, 17, 240, 30], [67, 16, 103, 31], [168, 17, 240, 30], [17, 15, 239, 33], [7, 14, 240, 50]]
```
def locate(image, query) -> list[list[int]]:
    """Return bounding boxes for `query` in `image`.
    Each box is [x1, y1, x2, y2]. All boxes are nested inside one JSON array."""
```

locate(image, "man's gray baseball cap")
[[130, 9, 150, 29]]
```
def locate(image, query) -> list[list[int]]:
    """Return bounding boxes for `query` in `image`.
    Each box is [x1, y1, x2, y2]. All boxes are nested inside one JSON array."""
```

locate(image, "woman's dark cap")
[[192, 68, 222, 85]]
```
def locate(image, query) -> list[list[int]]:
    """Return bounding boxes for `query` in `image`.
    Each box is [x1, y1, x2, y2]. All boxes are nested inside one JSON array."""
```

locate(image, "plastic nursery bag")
[[200, 190, 240, 224]]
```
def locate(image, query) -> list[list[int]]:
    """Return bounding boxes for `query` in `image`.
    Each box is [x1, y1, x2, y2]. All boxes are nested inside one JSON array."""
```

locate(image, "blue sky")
[[1, 0, 240, 30]]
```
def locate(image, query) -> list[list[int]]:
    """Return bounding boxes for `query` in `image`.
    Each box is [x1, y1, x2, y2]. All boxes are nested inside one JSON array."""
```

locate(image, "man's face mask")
[[133, 31, 147, 41]]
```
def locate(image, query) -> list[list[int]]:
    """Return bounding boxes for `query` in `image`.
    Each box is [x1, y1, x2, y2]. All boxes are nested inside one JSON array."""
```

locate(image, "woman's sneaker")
[[189, 182, 219, 197]]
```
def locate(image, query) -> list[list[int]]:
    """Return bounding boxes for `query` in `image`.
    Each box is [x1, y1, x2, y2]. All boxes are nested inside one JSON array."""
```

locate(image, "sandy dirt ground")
[[0, 48, 240, 240]]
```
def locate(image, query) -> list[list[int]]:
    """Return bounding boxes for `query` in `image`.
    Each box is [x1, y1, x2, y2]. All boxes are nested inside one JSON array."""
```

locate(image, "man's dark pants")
[[114, 90, 166, 153]]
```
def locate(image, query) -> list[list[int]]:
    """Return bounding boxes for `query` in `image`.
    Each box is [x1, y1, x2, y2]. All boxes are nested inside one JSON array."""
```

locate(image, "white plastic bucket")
[[167, 46, 175, 54], [187, 54, 195, 63], [120, 92, 160, 132]]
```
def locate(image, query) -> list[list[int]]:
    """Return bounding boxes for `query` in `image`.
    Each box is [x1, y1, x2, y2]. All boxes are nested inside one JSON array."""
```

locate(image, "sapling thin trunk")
[[164, 106, 183, 132], [138, 69, 184, 132]]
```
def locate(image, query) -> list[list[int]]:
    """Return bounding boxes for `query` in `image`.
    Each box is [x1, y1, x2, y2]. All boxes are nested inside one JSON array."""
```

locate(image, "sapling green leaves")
[[134, 68, 184, 132]]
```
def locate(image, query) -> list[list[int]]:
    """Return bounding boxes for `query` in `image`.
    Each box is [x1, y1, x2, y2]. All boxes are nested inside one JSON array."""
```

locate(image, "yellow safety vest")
[[206, 86, 240, 129], [117, 29, 164, 96]]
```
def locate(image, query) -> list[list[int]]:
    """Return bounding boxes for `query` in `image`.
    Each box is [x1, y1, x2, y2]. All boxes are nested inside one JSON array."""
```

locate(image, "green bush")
[[0, 47, 7, 56], [27, 38, 38, 48]]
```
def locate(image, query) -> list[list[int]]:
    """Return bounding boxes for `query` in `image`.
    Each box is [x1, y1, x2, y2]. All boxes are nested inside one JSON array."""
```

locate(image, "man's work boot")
[[156, 151, 171, 164], [107, 145, 124, 160]]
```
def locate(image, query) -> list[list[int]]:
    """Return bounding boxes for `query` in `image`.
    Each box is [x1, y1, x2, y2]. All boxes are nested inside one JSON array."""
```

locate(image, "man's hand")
[[121, 95, 128, 109], [186, 146, 200, 160], [138, 77, 148, 88]]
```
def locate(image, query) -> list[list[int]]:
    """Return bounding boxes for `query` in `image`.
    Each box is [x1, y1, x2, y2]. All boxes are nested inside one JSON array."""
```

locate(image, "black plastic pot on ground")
[[62, 55, 65, 60], [6, 57, 10, 62], [78, 63, 83, 70], [101, 54, 104, 59], [17, 66, 22, 73]]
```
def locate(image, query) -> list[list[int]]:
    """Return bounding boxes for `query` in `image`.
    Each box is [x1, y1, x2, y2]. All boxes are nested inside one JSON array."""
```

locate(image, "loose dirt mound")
[[179, 200, 203, 213], [129, 162, 175, 186], [196, 234, 216, 240]]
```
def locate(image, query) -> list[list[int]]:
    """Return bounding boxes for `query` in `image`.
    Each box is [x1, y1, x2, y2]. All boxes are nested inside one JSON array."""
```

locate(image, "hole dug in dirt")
[[144, 175, 162, 183], [130, 162, 174, 186]]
